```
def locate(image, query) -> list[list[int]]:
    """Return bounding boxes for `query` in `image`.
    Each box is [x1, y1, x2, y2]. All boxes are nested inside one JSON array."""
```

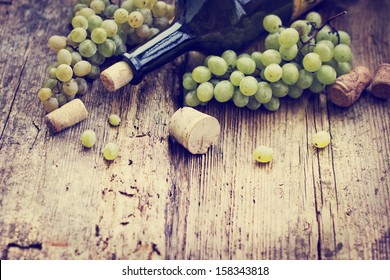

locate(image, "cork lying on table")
[[327, 66, 372, 107], [169, 107, 221, 155], [45, 98, 88, 134], [371, 63, 390, 99]]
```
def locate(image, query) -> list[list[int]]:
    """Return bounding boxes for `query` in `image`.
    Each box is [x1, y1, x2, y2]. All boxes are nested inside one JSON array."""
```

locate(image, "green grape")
[[253, 145, 273, 163], [279, 44, 298, 61], [182, 74, 197, 90], [76, 7, 95, 18], [281, 63, 299, 85], [90, 0, 106, 14], [337, 30, 351, 46], [246, 96, 262, 110], [91, 27, 107, 44], [66, 34, 79, 48], [153, 16, 169, 30], [263, 14, 282, 33], [73, 3, 88, 14], [324, 58, 338, 69], [316, 25, 333, 42], [270, 81, 289, 98], [128, 11, 144, 28], [75, 77, 88, 95], [236, 56, 256, 75], [119, 23, 135, 35], [98, 39, 116, 57], [70, 51, 83, 66], [62, 79, 79, 96], [148, 27, 160, 39], [121, 0, 136, 12], [305, 11, 322, 27], [222, 50, 237, 68], [134, 0, 147, 8], [184, 90, 201, 107], [104, 4, 119, 18], [103, 143, 120, 160], [264, 63, 283, 83], [313, 43, 333, 62], [263, 96, 280, 112], [239, 76, 258, 96], [214, 80, 234, 102], [208, 56, 228, 76], [87, 15, 103, 32], [55, 94, 67, 107], [291, 20, 310, 36], [317, 40, 334, 50], [309, 77, 326, 94], [316, 65, 337, 85], [336, 62, 352, 76], [333, 44, 352, 63], [108, 114, 121, 126], [48, 67, 57, 79], [43, 97, 59, 113], [261, 49, 282, 66], [166, 4, 175, 19], [79, 0, 93, 6], [296, 69, 313, 89], [72, 15, 88, 29], [232, 88, 249, 108], [70, 27, 87, 43], [312, 131, 331, 148], [279, 28, 299, 48], [288, 85, 304, 99], [101, 20, 118, 37], [44, 79, 58, 89], [302, 53, 322, 72], [251, 52, 264, 69], [57, 49, 72, 65], [196, 82, 214, 102], [255, 81, 272, 103], [55, 64, 73, 82], [265, 32, 281, 50], [48, 35, 67, 51], [229, 70, 245, 86], [87, 51, 105, 65], [136, 24, 150, 39], [74, 60, 92, 76], [192, 66, 211, 83], [237, 53, 250, 59], [151, 1, 168, 17], [87, 65, 101, 79], [81, 130, 97, 148], [37, 88, 52, 101]]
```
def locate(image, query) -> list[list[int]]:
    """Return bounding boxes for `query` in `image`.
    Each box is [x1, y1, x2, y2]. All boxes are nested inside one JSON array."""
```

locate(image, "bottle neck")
[[122, 22, 193, 84]]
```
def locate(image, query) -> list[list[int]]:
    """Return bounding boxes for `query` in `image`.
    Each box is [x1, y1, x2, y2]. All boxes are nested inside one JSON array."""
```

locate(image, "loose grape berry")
[[253, 146, 273, 163], [312, 131, 331, 148], [81, 130, 97, 148]]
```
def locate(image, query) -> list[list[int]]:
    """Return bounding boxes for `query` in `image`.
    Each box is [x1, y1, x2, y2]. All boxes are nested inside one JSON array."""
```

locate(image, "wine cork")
[[100, 61, 134, 92], [328, 66, 372, 107], [371, 63, 390, 99], [45, 99, 88, 133], [169, 107, 221, 154]]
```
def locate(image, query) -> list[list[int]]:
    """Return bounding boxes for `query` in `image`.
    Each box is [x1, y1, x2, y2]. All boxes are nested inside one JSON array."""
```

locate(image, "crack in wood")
[[2, 242, 42, 259]]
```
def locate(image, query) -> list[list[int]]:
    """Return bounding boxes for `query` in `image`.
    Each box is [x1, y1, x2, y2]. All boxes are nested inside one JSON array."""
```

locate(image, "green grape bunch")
[[38, 0, 175, 113], [182, 11, 353, 112]]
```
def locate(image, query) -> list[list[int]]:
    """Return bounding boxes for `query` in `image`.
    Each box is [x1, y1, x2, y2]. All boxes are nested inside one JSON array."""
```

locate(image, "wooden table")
[[0, 0, 389, 260]]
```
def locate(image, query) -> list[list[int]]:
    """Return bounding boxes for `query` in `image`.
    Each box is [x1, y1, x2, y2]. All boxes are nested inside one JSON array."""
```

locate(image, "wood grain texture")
[[0, 0, 389, 260]]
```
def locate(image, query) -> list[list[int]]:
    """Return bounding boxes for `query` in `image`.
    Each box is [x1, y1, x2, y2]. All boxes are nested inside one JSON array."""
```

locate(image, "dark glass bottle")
[[101, 0, 322, 91]]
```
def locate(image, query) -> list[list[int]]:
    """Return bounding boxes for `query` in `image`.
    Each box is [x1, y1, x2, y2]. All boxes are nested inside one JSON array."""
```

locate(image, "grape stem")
[[299, 10, 348, 52]]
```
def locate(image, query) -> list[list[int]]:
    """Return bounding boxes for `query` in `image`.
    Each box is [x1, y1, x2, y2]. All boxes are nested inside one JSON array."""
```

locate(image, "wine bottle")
[[101, 0, 323, 91]]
